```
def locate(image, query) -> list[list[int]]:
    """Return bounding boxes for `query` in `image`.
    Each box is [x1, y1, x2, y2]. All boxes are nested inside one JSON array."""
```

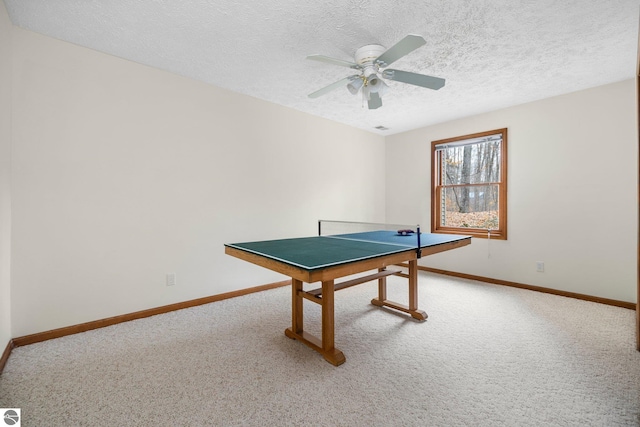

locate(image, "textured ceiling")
[[4, 0, 639, 135]]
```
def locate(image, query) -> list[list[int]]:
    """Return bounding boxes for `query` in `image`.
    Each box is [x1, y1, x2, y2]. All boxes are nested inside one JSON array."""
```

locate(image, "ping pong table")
[[225, 223, 471, 366]]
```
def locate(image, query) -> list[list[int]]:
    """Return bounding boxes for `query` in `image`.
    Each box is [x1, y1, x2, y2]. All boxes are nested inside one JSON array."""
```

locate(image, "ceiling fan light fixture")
[[368, 77, 388, 95], [347, 77, 363, 95]]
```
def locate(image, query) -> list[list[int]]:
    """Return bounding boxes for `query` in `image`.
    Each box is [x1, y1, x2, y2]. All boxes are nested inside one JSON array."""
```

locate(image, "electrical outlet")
[[166, 273, 176, 286], [536, 262, 544, 273]]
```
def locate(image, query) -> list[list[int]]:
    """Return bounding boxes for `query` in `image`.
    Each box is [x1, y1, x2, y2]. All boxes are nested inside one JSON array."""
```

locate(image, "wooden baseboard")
[[4, 270, 633, 370], [0, 339, 14, 375], [11, 280, 291, 348], [419, 266, 636, 310]]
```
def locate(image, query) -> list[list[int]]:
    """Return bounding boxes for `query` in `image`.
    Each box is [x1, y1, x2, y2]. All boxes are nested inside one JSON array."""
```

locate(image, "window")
[[431, 128, 507, 240]]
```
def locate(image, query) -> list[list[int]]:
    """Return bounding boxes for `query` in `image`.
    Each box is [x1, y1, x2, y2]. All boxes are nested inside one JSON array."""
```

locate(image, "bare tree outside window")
[[431, 129, 507, 240]]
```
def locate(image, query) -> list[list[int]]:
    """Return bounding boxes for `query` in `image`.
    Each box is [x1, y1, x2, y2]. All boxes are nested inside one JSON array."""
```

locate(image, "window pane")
[[441, 184, 499, 229], [442, 140, 501, 185]]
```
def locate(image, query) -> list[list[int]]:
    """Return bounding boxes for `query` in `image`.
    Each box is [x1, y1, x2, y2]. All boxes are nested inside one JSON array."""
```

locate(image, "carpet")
[[1, 272, 638, 426]]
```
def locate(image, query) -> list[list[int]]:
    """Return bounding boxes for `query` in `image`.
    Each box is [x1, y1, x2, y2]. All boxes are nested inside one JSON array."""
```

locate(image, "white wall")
[[386, 79, 638, 303], [10, 28, 385, 337], [0, 0, 12, 349]]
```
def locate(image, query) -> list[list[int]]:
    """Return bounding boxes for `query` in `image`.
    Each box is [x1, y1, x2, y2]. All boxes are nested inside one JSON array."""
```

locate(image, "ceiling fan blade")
[[375, 35, 426, 67], [308, 75, 360, 98], [307, 54, 360, 69], [368, 92, 382, 109], [383, 69, 445, 90]]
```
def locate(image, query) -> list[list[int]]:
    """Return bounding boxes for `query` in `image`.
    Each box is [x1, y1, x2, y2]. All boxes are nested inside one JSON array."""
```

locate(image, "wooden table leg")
[[284, 278, 345, 366], [285, 278, 304, 340], [321, 279, 346, 366], [377, 267, 387, 301], [407, 260, 427, 320], [291, 278, 303, 334], [370, 261, 427, 321]]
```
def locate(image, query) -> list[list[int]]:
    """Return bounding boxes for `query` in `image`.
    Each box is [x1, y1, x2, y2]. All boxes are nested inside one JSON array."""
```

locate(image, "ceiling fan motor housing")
[[354, 44, 386, 66]]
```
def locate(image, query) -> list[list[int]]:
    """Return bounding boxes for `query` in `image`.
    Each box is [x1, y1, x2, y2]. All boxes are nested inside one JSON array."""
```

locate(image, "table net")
[[318, 220, 419, 237]]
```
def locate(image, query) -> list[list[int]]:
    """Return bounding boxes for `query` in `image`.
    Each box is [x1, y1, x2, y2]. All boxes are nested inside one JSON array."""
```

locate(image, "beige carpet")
[[1, 272, 638, 426]]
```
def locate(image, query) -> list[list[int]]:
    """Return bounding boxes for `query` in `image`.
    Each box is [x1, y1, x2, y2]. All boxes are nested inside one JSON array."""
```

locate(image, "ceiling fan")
[[307, 34, 445, 110]]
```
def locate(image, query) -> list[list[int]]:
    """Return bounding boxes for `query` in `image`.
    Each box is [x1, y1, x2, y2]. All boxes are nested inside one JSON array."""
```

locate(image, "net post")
[[318, 220, 321, 236], [416, 225, 422, 258]]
